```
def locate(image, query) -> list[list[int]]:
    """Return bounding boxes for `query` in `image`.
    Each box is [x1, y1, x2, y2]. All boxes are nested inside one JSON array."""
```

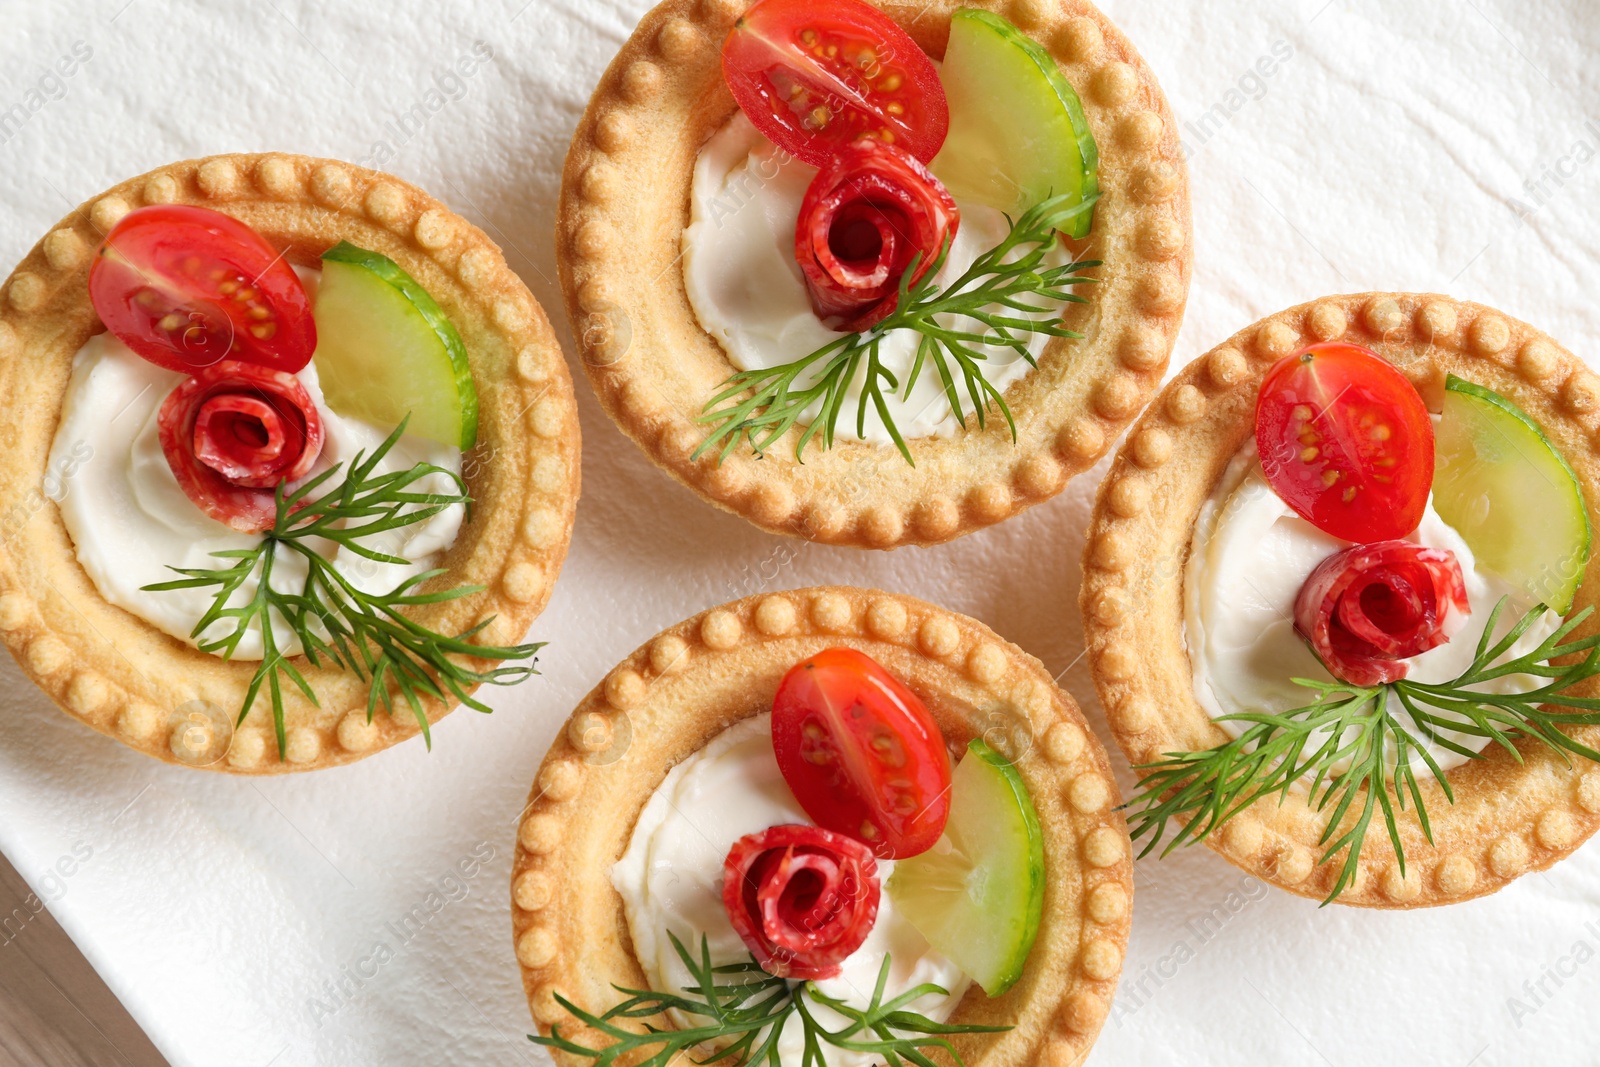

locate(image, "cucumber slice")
[[313, 241, 478, 450], [886, 739, 1044, 996], [930, 8, 1099, 239], [1434, 374, 1590, 613]]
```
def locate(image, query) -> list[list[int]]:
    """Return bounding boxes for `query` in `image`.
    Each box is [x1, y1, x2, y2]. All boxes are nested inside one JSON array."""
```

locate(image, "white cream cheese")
[[683, 113, 1070, 444], [1184, 442, 1559, 777], [612, 714, 968, 1067], [48, 269, 464, 659]]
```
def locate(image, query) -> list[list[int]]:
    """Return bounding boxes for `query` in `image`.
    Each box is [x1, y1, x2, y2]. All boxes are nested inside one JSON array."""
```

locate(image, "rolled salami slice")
[[795, 139, 959, 333], [722, 823, 880, 980], [1294, 540, 1470, 686], [158, 359, 324, 533]]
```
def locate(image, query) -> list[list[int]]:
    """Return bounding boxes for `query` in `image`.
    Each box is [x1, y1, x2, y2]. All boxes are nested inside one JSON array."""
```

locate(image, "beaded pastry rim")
[[558, 0, 1192, 549], [0, 153, 581, 774], [1080, 292, 1600, 908], [512, 586, 1133, 1066]]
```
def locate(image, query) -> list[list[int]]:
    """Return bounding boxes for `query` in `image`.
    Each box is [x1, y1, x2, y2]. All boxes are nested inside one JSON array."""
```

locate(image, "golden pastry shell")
[[558, 0, 1192, 549], [0, 153, 581, 773], [1080, 292, 1600, 907], [512, 586, 1134, 1065]]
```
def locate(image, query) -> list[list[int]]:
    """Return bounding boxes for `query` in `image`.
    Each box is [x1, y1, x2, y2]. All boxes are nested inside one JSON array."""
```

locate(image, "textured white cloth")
[[0, 1, 1595, 1064]]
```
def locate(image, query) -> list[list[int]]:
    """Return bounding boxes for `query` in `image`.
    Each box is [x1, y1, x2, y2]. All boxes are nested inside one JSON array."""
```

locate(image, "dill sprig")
[[1126, 599, 1600, 904], [529, 930, 1005, 1067], [695, 191, 1101, 466], [144, 420, 542, 759]]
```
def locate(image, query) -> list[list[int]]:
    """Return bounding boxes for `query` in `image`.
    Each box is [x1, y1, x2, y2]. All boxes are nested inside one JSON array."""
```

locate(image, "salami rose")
[[158, 360, 325, 533], [722, 824, 879, 980], [1294, 541, 1470, 686], [795, 140, 959, 333]]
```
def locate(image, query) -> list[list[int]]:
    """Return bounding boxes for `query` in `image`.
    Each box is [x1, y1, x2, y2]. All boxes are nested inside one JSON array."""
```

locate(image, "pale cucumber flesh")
[[886, 739, 1044, 996], [313, 241, 478, 450], [931, 8, 1098, 239], [1434, 374, 1589, 613]]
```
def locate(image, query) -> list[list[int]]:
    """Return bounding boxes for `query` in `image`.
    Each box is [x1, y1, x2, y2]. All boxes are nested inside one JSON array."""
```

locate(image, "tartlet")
[[0, 153, 580, 773], [559, 0, 1191, 548], [513, 586, 1133, 1065], [1080, 293, 1600, 907]]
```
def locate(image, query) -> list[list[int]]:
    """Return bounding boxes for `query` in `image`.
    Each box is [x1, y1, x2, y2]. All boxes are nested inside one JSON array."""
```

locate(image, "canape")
[[514, 587, 1133, 1063], [560, 0, 1190, 548], [0, 154, 579, 771], [1082, 293, 1600, 906]]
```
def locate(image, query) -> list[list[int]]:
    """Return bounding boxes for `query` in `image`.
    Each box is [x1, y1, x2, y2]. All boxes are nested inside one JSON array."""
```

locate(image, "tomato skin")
[[88, 205, 315, 374], [722, 0, 949, 168], [1255, 342, 1434, 543], [771, 647, 951, 859]]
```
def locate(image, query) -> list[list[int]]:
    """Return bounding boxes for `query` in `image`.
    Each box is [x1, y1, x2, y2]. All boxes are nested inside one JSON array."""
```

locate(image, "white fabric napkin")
[[0, 0, 1595, 1064]]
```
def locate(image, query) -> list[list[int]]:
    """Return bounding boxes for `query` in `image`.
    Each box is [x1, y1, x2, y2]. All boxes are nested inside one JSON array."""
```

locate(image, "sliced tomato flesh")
[[771, 647, 951, 859], [1255, 342, 1434, 543], [722, 0, 949, 167], [88, 204, 315, 375]]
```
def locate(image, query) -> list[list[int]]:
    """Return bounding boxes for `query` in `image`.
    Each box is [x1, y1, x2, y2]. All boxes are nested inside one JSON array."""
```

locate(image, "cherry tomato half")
[[88, 205, 315, 375], [771, 647, 951, 858], [721, 0, 949, 168], [1255, 342, 1433, 543]]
